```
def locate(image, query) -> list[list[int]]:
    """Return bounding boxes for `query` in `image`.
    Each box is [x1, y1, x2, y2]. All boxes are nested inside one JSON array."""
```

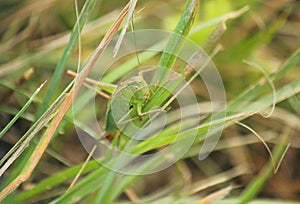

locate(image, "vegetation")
[[0, 0, 299, 203]]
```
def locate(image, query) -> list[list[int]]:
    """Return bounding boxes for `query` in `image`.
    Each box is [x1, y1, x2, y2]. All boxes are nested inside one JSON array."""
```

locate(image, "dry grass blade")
[[67, 69, 114, 98], [187, 166, 247, 196], [65, 145, 97, 193], [196, 185, 234, 204], [124, 188, 139, 204], [235, 121, 276, 171], [243, 60, 276, 118], [0, 2, 131, 200], [113, 0, 138, 57]]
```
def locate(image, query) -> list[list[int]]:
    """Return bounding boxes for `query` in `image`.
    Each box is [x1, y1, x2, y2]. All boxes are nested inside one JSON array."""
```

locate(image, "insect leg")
[[117, 108, 167, 125], [137, 66, 158, 78], [67, 70, 116, 93]]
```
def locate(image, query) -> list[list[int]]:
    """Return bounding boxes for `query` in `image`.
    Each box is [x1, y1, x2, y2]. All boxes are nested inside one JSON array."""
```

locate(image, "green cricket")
[[67, 69, 160, 139]]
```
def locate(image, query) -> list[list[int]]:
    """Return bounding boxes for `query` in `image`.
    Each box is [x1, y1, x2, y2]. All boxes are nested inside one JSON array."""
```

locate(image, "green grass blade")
[[37, 0, 98, 117], [0, 81, 45, 139], [151, 0, 199, 86], [0, 106, 34, 122], [0, 80, 39, 100]]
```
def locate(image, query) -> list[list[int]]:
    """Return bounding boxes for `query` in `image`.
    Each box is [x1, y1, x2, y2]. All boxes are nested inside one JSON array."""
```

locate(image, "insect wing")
[[104, 80, 136, 134]]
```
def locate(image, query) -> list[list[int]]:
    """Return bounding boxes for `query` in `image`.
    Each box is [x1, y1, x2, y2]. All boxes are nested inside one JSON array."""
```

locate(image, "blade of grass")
[[0, 81, 45, 139], [0, 89, 72, 191], [65, 145, 97, 193], [239, 128, 291, 204], [0, 80, 41, 102], [151, 0, 200, 86], [189, 78, 300, 164], [0, 106, 35, 122], [190, 6, 248, 34], [113, 0, 138, 57], [196, 185, 234, 204]]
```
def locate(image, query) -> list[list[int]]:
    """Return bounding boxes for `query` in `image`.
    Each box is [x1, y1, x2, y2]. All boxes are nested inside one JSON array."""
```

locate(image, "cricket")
[[67, 67, 169, 140]]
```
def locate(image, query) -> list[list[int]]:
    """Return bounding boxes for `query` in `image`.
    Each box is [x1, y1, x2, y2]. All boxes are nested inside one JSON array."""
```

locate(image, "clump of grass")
[[0, 0, 299, 203]]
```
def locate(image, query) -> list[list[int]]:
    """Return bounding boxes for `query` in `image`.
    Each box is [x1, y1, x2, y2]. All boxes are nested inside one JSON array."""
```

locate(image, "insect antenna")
[[130, 15, 141, 66]]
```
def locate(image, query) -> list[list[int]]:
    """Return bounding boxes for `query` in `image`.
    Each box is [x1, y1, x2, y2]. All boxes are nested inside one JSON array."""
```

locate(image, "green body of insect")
[[104, 75, 152, 134], [67, 69, 178, 137], [68, 69, 160, 137]]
